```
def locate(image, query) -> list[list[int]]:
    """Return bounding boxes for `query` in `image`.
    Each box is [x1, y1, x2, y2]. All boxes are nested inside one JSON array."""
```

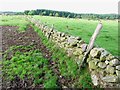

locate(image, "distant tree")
[[23, 9, 118, 20], [55, 13, 59, 17], [67, 14, 70, 18], [28, 10, 36, 15], [49, 13, 53, 16], [16, 12, 24, 15], [58, 12, 62, 17], [42, 11, 47, 15], [52, 12, 56, 16], [73, 14, 77, 18], [76, 14, 81, 19], [24, 10, 30, 15]]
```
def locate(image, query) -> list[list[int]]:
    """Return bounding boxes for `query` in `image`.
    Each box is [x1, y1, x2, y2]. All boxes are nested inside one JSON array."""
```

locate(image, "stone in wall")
[[106, 65, 115, 74], [106, 54, 115, 61], [91, 74, 99, 86], [78, 55, 84, 64], [66, 48, 74, 57], [116, 65, 120, 70], [98, 62, 107, 69], [116, 70, 120, 78], [67, 36, 78, 47], [102, 75, 119, 83], [87, 55, 92, 63], [90, 48, 101, 58], [61, 33, 65, 37], [73, 48, 83, 56], [100, 49, 109, 61], [109, 59, 120, 66], [105, 60, 109, 65], [77, 40, 85, 48], [80, 44, 87, 52], [60, 37, 66, 42], [88, 60, 98, 70]]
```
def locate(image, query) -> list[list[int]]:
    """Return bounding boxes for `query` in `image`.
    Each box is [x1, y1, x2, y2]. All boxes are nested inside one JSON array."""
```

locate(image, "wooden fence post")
[[80, 22, 103, 68]]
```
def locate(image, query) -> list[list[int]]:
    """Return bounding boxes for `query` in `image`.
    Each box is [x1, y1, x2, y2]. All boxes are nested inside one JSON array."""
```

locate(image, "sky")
[[0, 0, 119, 14]]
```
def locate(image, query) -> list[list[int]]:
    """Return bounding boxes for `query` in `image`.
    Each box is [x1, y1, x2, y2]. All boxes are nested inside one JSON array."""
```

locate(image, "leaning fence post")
[[80, 22, 103, 68]]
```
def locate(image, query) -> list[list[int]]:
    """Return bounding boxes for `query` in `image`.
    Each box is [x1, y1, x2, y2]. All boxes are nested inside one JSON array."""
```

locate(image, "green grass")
[[33, 15, 118, 56], [2, 45, 58, 88], [0, 15, 118, 55], [33, 25, 93, 88], [0, 15, 95, 88], [0, 15, 30, 31], [2, 23, 93, 88]]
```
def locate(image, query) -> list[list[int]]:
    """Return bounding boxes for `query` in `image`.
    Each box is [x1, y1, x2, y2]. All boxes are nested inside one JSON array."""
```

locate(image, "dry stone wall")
[[28, 17, 120, 88]]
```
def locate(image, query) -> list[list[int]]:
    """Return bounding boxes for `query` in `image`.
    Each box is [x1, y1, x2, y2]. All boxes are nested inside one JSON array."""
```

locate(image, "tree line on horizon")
[[23, 9, 119, 20], [3, 9, 119, 20]]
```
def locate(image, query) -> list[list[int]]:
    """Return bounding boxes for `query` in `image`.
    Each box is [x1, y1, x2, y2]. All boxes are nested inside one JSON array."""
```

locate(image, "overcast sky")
[[0, 0, 119, 14]]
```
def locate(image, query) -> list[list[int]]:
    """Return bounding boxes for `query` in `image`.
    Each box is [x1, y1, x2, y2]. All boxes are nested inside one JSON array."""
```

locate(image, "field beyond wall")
[[33, 15, 119, 56], [0, 15, 118, 56]]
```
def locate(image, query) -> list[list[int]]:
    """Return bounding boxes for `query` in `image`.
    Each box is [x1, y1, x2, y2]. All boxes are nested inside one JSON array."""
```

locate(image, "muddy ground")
[[2, 26, 70, 89], [2, 26, 51, 59]]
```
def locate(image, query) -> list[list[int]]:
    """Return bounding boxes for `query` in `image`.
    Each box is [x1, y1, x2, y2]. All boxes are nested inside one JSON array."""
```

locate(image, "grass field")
[[3, 46, 58, 88], [1, 15, 118, 88], [0, 15, 30, 31], [1, 15, 93, 88], [33, 16, 119, 56], [0, 15, 118, 55]]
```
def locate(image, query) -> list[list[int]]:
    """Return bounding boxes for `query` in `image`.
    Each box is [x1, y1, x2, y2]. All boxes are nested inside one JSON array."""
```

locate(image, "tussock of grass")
[[2, 45, 58, 88]]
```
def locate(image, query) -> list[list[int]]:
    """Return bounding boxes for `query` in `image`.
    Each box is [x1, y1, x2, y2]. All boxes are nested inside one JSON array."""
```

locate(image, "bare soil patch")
[[2, 26, 68, 89], [2, 26, 51, 59]]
